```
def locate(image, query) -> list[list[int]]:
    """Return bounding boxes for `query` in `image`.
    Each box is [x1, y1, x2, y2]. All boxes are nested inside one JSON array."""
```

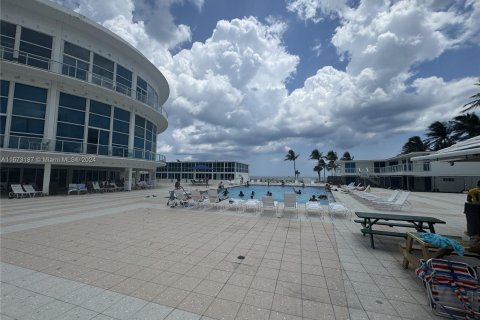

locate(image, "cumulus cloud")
[[53, 0, 479, 162]]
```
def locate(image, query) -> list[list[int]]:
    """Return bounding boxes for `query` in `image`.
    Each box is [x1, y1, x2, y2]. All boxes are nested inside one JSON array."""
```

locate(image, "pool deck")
[[0, 182, 468, 319]]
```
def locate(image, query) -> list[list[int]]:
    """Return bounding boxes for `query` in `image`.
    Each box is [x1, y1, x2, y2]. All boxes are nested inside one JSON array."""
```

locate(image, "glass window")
[[11, 117, 44, 134], [14, 83, 47, 102], [19, 27, 52, 70], [135, 115, 145, 127], [113, 119, 129, 133], [63, 41, 90, 61], [116, 64, 132, 95], [58, 108, 84, 125], [134, 137, 144, 149], [112, 132, 128, 145], [114, 107, 129, 122], [1, 21, 16, 61], [12, 100, 46, 118], [1, 80, 8, 114], [0, 116, 6, 135], [134, 125, 144, 138], [56, 122, 84, 139], [90, 100, 111, 116], [92, 54, 114, 88], [59, 92, 86, 111], [89, 114, 110, 129]]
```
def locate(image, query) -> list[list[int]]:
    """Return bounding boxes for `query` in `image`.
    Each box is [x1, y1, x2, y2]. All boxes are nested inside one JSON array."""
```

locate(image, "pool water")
[[226, 185, 328, 204]]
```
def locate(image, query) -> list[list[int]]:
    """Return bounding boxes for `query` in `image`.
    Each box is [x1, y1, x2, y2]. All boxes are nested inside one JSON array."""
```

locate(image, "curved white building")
[[0, 0, 169, 194]]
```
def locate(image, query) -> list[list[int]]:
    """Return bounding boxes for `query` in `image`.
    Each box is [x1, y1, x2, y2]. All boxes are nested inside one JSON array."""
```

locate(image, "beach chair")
[[9, 184, 29, 198], [207, 189, 225, 209], [372, 191, 410, 210], [68, 184, 79, 195], [328, 202, 349, 219], [305, 201, 323, 218], [416, 258, 480, 319], [111, 182, 124, 191], [77, 183, 88, 194], [283, 193, 297, 214], [92, 181, 107, 193], [261, 196, 279, 217], [23, 184, 44, 197], [244, 199, 260, 213]]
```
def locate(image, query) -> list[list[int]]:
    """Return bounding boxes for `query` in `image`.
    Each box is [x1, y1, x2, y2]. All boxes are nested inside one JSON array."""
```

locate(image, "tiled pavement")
[[0, 186, 463, 319]]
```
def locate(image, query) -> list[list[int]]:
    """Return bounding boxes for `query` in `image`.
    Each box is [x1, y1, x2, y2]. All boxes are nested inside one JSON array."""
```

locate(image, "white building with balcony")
[[337, 148, 480, 193], [0, 0, 169, 195]]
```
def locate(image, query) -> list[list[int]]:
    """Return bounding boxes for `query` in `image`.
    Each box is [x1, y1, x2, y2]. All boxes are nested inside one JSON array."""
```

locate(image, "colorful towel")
[[420, 233, 465, 256]]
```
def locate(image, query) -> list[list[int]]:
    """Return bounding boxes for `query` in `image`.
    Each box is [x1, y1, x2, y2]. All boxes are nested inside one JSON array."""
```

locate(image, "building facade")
[[157, 161, 249, 183], [0, 0, 169, 194], [336, 152, 480, 193]]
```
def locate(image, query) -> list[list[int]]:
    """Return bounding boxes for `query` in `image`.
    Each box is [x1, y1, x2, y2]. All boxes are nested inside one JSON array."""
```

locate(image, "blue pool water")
[[226, 185, 328, 204]]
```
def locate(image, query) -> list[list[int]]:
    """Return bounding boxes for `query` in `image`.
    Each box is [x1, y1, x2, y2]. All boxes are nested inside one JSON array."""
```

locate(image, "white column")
[[42, 163, 51, 195], [43, 82, 58, 150], [126, 167, 133, 191], [128, 109, 135, 153], [3, 79, 15, 147]]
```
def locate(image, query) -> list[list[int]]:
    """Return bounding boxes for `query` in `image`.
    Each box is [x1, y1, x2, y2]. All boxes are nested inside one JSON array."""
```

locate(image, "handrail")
[[340, 163, 431, 175], [1, 134, 166, 163], [0, 46, 168, 119]]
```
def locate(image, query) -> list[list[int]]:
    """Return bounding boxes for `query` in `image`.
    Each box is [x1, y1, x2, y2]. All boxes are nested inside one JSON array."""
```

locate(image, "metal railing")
[[1, 134, 166, 163], [0, 46, 168, 119], [339, 163, 431, 175]]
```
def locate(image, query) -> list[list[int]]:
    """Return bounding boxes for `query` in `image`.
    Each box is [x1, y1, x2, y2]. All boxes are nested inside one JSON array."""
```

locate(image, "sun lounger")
[[283, 193, 298, 214], [22, 184, 45, 197], [329, 202, 349, 218], [244, 199, 261, 212], [261, 196, 279, 217], [207, 189, 226, 209], [305, 201, 324, 218], [9, 184, 29, 198]]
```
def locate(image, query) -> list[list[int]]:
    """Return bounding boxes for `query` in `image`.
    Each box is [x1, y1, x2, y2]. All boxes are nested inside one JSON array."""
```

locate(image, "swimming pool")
[[226, 185, 329, 204]]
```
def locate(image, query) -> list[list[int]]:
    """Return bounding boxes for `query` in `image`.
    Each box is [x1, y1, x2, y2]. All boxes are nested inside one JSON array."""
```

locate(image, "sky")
[[54, 0, 480, 176]]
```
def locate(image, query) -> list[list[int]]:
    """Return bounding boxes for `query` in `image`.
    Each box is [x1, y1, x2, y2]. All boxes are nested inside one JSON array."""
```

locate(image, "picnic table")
[[354, 211, 446, 249]]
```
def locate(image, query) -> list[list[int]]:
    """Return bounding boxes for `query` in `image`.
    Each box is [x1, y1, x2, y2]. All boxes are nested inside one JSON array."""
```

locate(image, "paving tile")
[[23, 299, 76, 320], [271, 294, 303, 317], [357, 295, 399, 316], [130, 302, 173, 320], [79, 290, 124, 313], [302, 299, 335, 320], [164, 308, 201, 320], [243, 288, 274, 309], [60, 285, 105, 305], [301, 285, 330, 303], [204, 298, 241, 320], [192, 279, 224, 297], [268, 311, 302, 320], [54, 306, 98, 320], [235, 304, 270, 320], [178, 292, 214, 314], [103, 295, 148, 319], [389, 300, 436, 319], [226, 273, 253, 287], [153, 287, 190, 308], [217, 284, 248, 303], [131, 282, 167, 301], [171, 275, 203, 291], [275, 280, 302, 299], [249, 276, 276, 293]]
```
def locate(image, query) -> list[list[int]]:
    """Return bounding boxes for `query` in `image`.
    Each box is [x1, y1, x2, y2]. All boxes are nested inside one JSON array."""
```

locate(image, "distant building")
[[157, 161, 249, 182], [336, 143, 480, 192], [0, 0, 169, 194]]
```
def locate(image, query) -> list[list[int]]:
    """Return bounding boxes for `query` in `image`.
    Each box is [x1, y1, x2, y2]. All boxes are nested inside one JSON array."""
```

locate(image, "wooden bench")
[[354, 219, 414, 228], [361, 228, 407, 238]]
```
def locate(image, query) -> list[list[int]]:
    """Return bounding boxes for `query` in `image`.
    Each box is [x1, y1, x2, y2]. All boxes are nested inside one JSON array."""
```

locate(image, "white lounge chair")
[[244, 199, 261, 212], [68, 184, 79, 195], [23, 184, 45, 197], [283, 193, 298, 214], [226, 198, 244, 211], [190, 189, 206, 207], [77, 183, 88, 194], [207, 189, 226, 209], [305, 201, 324, 218], [328, 202, 349, 218], [92, 181, 107, 193], [9, 184, 29, 198], [261, 196, 279, 217], [372, 191, 410, 210]]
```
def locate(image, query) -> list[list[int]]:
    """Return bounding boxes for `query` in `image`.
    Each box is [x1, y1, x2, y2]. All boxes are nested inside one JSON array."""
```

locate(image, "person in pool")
[[266, 191, 272, 196], [309, 195, 318, 201], [239, 191, 244, 197]]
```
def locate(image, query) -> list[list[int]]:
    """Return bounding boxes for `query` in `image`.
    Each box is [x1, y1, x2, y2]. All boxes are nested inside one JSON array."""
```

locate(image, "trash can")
[[464, 202, 480, 236]]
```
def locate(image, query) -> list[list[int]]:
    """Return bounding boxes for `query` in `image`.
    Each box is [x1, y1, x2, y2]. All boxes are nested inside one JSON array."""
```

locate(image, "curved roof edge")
[[411, 136, 480, 162]]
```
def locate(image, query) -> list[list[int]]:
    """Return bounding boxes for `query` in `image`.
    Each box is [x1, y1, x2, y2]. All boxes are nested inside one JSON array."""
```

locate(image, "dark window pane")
[[1, 80, 9, 96], [99, 131, 109, 145], [89, 114, 110, 129], [145, 140, 152, 151], [56, 122, 84, 139], [87, 128, 98, 144], [137, 76, 147, 90], [0, 115, 6, 135], [20, 27, 52, 48], [19, 42, 51, 58], [11, 117, 44, 134], [146, 121, 153, 131], [1, 97, 7, 114], [113, 119, 129, 133], [134, 137, 144, 148], [112, 132, 128, 146], [58, 108, 84, 124], [117, 64, 132, 80], [114, 107, 130, 122], [90, 100, 111, 116], [12, 100, 45, 118], [134, 125, 144, 138], [59, 92, 86, 111], [64, 41, 90, 61], [14, 83, 47, 102], [135, 115, 145, 127], [1, 21, 16, 38]]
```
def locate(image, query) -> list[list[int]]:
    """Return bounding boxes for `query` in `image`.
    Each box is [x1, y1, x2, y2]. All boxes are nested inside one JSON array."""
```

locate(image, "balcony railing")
[[0, 46, 168, 119], [1, 134, 166, 163], [339, 163, 431, 175]]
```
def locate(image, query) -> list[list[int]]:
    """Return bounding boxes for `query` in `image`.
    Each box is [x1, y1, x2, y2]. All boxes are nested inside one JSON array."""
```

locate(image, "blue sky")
[[56, 0, 480, 176]]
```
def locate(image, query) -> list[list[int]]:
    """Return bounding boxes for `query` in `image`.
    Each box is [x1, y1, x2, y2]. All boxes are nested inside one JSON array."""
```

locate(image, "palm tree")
[[327, 162, 340, 176], [309, 149, 324, 182], [425, 121, 454, 151], [284, 150, 299, 179], [401, 136, 427, 154], [318, 158, 327, 182], [451, 113, 480, 141], [340, 151, 353, 160], [462, 80, 480, 112]]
